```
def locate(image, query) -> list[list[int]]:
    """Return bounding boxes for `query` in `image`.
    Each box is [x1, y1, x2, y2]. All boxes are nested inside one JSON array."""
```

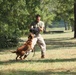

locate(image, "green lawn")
[[0, 32, 76, 75]]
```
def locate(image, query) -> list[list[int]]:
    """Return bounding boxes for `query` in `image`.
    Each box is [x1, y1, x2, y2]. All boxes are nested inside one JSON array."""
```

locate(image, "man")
[[30, 14, 46, 58]]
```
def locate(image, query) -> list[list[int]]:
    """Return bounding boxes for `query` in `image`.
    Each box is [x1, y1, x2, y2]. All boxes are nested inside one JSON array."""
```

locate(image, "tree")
[[0, 0, 75, 48], [55, 0, 76, 38], [53, 0, 74, 30], [35, 0, 56, 32], [0, 0, 55, 48], [0, 0, 28, 48], [25, 0, 56, 32]]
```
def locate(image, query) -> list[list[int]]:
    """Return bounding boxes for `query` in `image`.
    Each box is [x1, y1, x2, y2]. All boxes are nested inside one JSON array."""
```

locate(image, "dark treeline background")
[[0, 0, 75, 48]]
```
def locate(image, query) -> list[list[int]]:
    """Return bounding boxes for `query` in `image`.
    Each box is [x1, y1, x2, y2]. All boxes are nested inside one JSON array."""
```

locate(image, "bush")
[[0, 34, 18, 48], [0, 23, 29, 48]]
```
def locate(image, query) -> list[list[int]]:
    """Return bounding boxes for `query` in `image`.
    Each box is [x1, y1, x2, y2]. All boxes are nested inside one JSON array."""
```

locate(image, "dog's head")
[[28, 33, 34, 40]]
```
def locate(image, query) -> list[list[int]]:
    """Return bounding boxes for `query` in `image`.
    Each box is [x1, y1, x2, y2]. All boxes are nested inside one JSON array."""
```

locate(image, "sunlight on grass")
[[42, 31, 74, 39]]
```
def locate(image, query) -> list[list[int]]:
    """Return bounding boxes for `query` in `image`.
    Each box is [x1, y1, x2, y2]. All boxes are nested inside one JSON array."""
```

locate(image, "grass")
[[0, 31, 76, 75]]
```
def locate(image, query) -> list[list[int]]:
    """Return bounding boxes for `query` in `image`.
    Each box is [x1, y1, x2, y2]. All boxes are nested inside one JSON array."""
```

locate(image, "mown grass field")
[[0, 31, 76, 75]]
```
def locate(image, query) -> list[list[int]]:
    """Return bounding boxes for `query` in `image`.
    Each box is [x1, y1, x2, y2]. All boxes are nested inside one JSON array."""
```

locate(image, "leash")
[[32, 48, 35, 57]]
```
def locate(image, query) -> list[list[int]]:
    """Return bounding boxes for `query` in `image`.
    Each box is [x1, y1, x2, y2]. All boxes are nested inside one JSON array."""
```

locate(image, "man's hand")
[[38, 27, 44, 31]]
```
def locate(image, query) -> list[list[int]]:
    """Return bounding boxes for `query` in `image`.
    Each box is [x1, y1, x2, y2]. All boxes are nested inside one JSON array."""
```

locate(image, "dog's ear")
[[28, 33, 34, 39], [28, 35, 32, 39]]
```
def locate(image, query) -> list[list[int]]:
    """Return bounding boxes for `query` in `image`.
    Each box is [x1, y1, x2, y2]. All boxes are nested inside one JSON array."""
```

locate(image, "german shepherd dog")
[[12, 33, 34, 60]]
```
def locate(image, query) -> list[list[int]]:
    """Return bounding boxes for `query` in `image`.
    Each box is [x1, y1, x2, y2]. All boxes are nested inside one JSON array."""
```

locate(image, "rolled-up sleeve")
[[39, 21, 44, 28]]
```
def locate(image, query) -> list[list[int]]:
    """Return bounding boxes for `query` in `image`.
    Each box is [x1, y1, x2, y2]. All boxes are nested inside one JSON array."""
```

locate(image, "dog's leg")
[[19, 56, 23, 60], [23, 51, 29, 59], [23, 55, 27, 59], [16, 55, 19, 60]]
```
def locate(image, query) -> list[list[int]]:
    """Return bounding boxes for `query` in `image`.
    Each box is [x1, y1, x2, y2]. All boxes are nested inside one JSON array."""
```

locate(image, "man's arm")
[[38, 21, 44, 32], [38, 26, 44, 31]]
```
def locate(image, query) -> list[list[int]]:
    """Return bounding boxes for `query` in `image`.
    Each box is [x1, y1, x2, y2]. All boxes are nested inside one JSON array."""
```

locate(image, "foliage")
[[53, 0, 74, 30], [0, 0, 75, 48], [0, 0, 27, 48]]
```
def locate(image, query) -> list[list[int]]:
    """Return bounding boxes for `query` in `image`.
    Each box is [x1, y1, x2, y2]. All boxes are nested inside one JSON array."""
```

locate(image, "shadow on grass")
[[44, 38, 76, 50], [0, 69, 76, 75], [0, 58, 76, 65]]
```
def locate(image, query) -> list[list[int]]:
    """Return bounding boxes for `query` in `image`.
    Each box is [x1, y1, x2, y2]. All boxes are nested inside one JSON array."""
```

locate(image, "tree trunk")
[[74, 1, 76, 38], [64, 20, 67, 30]]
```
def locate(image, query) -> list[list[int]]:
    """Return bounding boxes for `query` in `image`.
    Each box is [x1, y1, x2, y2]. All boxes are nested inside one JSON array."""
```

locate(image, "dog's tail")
[[11, 51, 17, 53]]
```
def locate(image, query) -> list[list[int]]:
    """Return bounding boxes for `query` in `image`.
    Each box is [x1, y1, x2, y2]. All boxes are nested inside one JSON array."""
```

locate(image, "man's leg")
[[37, 34, 46, 58], [32, 36, 37, 49]]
